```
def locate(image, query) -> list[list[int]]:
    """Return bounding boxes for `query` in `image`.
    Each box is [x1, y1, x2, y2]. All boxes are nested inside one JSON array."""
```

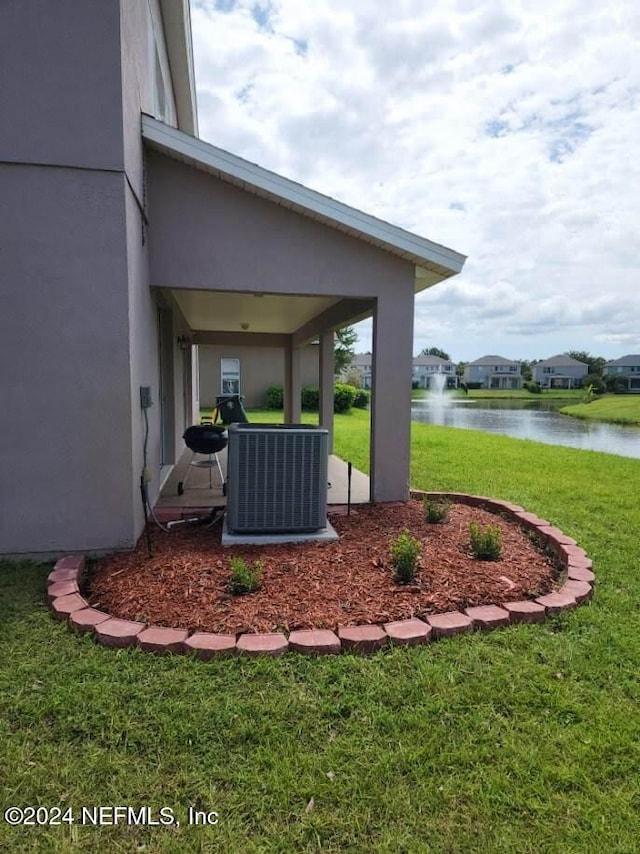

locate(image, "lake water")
[[411, 397, 640, 459]]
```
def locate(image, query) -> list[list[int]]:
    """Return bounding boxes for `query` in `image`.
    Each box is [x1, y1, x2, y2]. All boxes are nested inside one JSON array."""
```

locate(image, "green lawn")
[[2, 412, 640, 853], [560, 394, 640, 425], [412, 388, 586, 401], [464, 388, 586, 401]]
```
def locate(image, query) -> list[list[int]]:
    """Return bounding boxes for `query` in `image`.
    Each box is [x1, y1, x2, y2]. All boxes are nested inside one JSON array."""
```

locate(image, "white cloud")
[[191, 0, 640, 360]]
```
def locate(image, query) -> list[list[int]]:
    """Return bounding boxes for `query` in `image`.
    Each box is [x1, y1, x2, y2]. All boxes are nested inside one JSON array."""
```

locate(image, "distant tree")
[[519, 359, 533, 382], [342, 368, 363, 389], [456, 361, 467, 378], [418, 346, 451, 361], [583, 373, 606, 395], [565, 351, 607, 376], [334, 326, 358, 377]]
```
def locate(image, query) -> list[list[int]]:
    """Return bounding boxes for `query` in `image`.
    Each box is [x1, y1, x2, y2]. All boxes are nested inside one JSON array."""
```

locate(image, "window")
[[221, 358, 240, 395]]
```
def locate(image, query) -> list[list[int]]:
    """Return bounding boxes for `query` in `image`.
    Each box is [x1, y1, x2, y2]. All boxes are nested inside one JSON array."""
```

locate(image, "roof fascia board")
[[141, 116, 466, 276]]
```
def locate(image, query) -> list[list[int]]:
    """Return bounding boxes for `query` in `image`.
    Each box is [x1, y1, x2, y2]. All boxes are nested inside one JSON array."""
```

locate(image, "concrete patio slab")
[[156, 448, 370, 511], [221, 517, 339, 546]]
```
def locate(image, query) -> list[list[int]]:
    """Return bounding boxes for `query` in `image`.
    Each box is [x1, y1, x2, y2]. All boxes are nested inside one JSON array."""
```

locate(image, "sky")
[[190, 0, 640, 362]]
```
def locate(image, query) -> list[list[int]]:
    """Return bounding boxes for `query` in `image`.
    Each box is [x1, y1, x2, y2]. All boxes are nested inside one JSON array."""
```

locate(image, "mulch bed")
[[85, 501, 562, 634]]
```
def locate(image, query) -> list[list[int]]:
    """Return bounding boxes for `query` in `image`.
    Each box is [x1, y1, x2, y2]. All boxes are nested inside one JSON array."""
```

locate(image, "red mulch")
[[85, 501, 561, 634]]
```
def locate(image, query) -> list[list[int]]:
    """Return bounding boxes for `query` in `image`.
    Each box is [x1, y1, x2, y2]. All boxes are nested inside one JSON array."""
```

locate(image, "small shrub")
[[333, 382, 357, 413], [524, 380, 542, 394], [423, 497, 451, 523], [469, 523, 502, 560], [352, 388, 370, 408], [301, 385, 319, 411], [390, 529, 421, 583], [227, 557, 263, 595], [583, 374, 606, 396], [605, 375, 628, 394], [265, 385, 283, 409]]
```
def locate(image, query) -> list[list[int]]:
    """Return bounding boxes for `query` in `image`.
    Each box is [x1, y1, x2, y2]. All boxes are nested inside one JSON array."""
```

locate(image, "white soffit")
[[141, 116, 466, 290]]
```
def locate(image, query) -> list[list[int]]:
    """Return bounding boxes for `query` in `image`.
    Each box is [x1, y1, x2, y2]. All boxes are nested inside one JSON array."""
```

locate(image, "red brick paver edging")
[[47, 493, 595, 656]]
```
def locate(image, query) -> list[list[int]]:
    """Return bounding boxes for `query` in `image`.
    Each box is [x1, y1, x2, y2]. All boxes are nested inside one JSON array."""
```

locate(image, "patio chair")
[[214, 394, 249, 425]]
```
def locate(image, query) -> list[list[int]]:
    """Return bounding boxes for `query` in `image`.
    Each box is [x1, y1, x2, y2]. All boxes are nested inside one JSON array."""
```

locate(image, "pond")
[[410, 397, 640, 459]]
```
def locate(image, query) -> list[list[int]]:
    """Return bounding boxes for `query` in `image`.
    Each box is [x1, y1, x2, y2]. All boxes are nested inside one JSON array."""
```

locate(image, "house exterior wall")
[[146, 152, 417, 501], [119, 0, 191, 524], [0, 165, 135, 555], [0, 0, 188, 556], [0, 0, 123, 170], [412, 359, 457, 388], [346, 356, 373, 388], [199, 345, 319, 409], [533, 362, 588, 388], [603, 358, 640, 391], [146, 153, 413, 300], [120, 0, 178, 202], [463, 361, 522, 389]]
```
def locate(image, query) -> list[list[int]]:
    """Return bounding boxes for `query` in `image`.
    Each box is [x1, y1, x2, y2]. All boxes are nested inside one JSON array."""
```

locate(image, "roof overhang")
[[141, 115, 466, 292]]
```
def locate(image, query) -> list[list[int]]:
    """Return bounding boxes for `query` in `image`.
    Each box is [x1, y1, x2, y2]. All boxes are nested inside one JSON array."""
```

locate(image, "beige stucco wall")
[[1, 0, 123, 171], [146, 152, 417, 502], [120, 0, 189, 528], [120, 0, 178, 203], [0, 164, 136, 554], [198, 344, 320, 410], [146, 153, 413, 299], [0, 0, 190, 555]]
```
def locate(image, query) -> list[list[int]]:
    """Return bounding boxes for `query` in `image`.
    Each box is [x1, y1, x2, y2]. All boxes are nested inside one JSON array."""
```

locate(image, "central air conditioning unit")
[[226, 423, 329, 534]]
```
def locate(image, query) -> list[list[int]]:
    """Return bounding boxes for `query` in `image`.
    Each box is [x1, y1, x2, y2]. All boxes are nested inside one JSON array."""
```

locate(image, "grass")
[[462, 388, 586, 400], [412, 388, 586, 401], [559, 394, 640, 425], [2, 412, 640, 852]]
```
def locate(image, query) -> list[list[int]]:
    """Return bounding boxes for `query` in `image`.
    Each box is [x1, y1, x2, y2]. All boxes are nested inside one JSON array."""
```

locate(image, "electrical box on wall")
[[139, 386, 153, 408]]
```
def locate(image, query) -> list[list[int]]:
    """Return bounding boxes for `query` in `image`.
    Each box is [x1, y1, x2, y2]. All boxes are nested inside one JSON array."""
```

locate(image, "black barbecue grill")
[[177, 425, 228, 496]]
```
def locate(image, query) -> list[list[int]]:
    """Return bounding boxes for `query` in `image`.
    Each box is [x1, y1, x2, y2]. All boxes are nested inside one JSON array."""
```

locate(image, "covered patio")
[[143, 115, 466, 510], [155, 446, 370, 518]]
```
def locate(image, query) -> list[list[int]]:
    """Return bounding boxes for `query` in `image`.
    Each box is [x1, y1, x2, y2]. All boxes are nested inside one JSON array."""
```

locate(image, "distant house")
[[463, 355, 522, 390], [533, 355, 589, 389], [412, 355, 458, 389], [347, 354, 373, 389], [603, 355, 640, 392]]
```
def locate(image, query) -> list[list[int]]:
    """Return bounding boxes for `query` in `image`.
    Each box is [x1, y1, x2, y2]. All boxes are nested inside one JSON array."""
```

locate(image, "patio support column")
[[370, 284, 414, 503], [284, 338, 302, 423], [318, 331, 334, 452]]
